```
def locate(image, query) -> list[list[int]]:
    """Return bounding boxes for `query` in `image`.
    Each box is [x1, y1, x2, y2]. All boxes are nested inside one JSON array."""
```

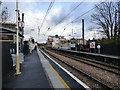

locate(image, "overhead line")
[[49, 1, 84, 33], [55, 2, 83, 26], [39, 0, 55, 35], [40, 0, 54, 29], [44, 27, 50, 36], [58, 2, 105, 36], [60, 28, 66, 36], [62, 2, 105, 29]]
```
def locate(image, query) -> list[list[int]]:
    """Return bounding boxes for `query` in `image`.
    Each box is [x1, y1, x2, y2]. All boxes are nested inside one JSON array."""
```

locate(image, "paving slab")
[[2, 50, 51, 89]]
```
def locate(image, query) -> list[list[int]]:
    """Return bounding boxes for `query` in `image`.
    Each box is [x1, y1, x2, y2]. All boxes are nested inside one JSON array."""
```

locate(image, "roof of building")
[[0, 22, 24, 37], [48, 35, 64, 39], [0, 22, 16, 30]]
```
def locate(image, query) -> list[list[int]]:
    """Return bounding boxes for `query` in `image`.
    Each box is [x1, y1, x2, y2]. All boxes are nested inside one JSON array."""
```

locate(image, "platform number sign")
[[90, 42, 95, 48]]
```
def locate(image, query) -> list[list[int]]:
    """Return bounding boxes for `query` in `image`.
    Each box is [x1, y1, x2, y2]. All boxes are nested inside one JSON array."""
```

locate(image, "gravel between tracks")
[[45, 49, 120, 89]]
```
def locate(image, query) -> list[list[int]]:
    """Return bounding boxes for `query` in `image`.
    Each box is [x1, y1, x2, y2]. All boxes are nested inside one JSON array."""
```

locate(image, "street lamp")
[[15, 0, 21, 75]]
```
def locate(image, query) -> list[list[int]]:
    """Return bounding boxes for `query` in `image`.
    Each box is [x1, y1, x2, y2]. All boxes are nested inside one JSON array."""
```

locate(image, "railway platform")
[[2, 48, 90, 89]]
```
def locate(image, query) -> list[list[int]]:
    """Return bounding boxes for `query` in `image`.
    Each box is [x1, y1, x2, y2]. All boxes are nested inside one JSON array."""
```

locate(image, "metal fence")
[[100, 43, 120, 56]]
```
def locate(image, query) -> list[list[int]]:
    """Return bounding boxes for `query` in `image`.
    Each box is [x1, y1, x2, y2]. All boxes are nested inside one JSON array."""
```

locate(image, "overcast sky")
[[2, 0, 115, 43]]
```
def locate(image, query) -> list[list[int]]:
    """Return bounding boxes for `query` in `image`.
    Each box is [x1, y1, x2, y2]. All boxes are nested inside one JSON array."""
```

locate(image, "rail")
[[43, 49, 114, 89]]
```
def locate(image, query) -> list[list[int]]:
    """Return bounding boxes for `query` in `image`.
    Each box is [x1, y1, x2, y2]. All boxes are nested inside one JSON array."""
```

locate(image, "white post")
[[97, 45, 101, 54], [16, 0, 21, 75], [98, 48, 100, 54]]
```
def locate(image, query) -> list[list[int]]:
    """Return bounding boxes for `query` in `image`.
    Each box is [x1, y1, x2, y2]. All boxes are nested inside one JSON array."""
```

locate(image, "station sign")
[[90, 42, 95, 48]]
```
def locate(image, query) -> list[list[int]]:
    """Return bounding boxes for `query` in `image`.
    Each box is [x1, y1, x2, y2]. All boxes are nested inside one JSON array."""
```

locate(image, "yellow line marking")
[[46, 60, 71, 90]]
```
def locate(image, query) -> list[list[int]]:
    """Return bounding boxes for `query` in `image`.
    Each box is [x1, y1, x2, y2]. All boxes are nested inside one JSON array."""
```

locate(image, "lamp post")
[[16, 0, 21, 75]]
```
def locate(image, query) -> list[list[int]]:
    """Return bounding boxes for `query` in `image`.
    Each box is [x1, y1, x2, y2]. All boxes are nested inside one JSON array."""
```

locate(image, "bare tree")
[[0, 1, 2, 22], [117, 1, 120, 40], [91, 2, 119, 40], [0, 2, 10, 22], [0, 1, 2, 5]]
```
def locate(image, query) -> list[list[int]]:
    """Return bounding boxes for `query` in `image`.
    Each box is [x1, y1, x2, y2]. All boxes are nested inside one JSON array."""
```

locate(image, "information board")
[[90, 42, 95, 48]]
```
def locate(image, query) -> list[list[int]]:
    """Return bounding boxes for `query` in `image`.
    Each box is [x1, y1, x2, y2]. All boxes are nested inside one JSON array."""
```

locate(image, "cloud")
[[2, 0, 117, 2], [24, 10, 46, 41], [2, 1, 101, 43], [48, 6, 64, 25]]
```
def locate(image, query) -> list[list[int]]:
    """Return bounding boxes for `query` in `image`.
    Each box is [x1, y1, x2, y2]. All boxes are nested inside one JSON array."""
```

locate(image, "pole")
[[97, 45, 101, 54], [98, 48, 100, 54], [22, 13, 24, 22], [16, 0, 21, 75], [21, 13, 24, 53], [22, 13, 24, 36], [82, 19, 84, 45], [118, 1, 120, 40], [38, 26, 40, 35], [72, 21, 73, 38]]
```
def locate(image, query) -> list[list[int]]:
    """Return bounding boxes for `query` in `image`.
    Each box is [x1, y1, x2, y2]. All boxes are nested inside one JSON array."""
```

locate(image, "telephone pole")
[[16, 0, 21, 75], [82, 19, 84, 45]]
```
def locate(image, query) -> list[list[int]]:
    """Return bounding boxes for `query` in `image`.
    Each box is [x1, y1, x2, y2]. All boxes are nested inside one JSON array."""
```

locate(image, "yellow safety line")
[[46, 60, 71, 90]]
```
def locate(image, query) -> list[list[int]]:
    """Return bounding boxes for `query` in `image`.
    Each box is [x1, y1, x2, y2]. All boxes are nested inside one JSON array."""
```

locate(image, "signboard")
[[90, 42, 95, 48], [18, 21, 24, 28], [53, 38, 59, 43], [70, 44, 75, 48], [55, 39, 59, 43]]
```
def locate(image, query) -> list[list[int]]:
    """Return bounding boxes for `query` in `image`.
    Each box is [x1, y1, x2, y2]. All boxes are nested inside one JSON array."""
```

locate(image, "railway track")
[[48, 49, 120, 76], [41, 48, 120, 89]]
